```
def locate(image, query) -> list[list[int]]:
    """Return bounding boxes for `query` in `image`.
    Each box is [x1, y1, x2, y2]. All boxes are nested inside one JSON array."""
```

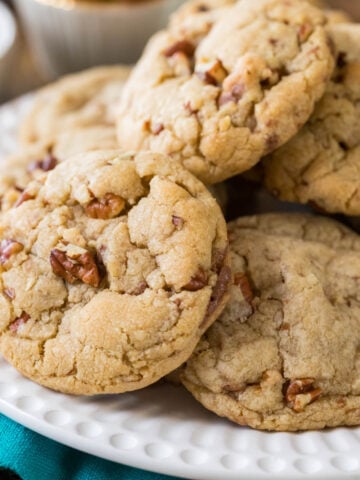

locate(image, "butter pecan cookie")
[[170, 0, 350, 31], [0, 150, 230, 395], [169, 0, 234, 32], [182, 213, 360, 431], [264, 24, 360, 215], [0, 126, 117, 212], [117, 0, 334, 184], [20, 66, 131, 145]]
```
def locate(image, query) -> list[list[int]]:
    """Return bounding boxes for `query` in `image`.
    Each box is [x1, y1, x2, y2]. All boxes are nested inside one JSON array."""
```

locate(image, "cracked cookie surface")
[[117, 0, 334, 184], [0, 150, 230, 395], [170, 0, 351, 31], [20, 66, 131, 146], [264, 24, 360, 215], [182, 213, 360, 431], [0, 126, 118, 213]]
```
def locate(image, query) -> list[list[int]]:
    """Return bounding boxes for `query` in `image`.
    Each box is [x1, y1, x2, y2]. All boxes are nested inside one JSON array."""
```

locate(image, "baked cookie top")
[[264, 24, 360, 215], [0, 126, 118, 213], [0, 150, 230, 395], [170, 0, 351, 30], [20, 66, 131, 145], [182, 213, 360, 431], [117, 0, 334, 184], [169, 0, 234, 30]]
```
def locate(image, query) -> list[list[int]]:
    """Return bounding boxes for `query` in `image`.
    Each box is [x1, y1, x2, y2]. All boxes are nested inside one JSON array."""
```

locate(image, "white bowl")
[[0, 3, 17, 100], [14, 0, 184, 79]]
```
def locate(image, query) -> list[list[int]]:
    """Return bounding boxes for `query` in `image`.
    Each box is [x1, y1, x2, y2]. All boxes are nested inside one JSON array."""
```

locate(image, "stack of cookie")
[[0, 0, 360, 432]]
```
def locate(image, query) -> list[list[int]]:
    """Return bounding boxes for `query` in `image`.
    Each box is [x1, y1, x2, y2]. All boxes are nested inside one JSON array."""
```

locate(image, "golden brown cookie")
[[20, 66, 131, 145], [0, 126, 118, 212], [182, 213, 360, 431], [264, 24, 360, 215], [117, 0, 334, 183], [0, 150, 230, 395]]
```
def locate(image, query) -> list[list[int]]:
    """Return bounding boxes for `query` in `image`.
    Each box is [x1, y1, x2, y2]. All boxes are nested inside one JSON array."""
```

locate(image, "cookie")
[[117, 0, 334, 184], [182, 213, 360, 431], [171, 0, 350, 29], [20, 66, 131, 146], [0, 150, 231, 395], [324, 8, 352, 25], [0, 126, 118, 212], [169, 0, 234, 32], [264, 24, 360, 215]]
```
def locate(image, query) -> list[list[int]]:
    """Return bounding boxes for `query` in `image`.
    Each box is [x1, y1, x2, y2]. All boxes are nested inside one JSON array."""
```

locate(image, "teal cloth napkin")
[[0, 414, 180, 480]]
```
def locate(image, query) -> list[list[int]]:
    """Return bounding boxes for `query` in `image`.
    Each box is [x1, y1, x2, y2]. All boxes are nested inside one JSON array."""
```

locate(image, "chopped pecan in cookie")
[[14, 191, 35, 207], [9, 311, 30, 333], [184, 268, 208, 291], [198, 4, 209, 11], [184, 101, 199, 115], [130, 281, 148, 295], [297, 22, 313, 43], [3, 288, 15, 300], [50, 248, 102, 287], [3, 288, 16, 300], [164, 40, 195, 58], [143, 120, 166, 135], [218, 84, 245, 106], [285, 378, 322, 412], [211, 248, 228, 274], [234, 272, 253, 304], [0, 239, 24, 265], [85, 193, 125, 219], [205, 263, 232, 320], [152, 123, 164, 135], [27, 153, 58, 173], [196, 60, 228, 86], [172, 215, 184, 229]]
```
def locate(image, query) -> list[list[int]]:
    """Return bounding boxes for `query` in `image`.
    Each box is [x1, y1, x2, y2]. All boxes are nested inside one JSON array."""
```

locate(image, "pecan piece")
[[85, 193, 125, 219], [285, 378, 322, 412], [218, 83, 245, 106], [27, 153, 58, 173], [204, 264, 231, 320], [197, 4, 209, 12], [130, 281, 148, 295], [164, 40, 195, 58], [9, 311, 30, 333], [152, 123, 164, 135], [14, 191, 35, 207], [297, 22, 313, 43], [184, 268, 208, 291], [184, 101, 199, 115], [234, 272, 253, 304], [50, 249, 102, 287], [0, 239, 24, 265], [196, 60, 228, 86], [172, 215, 184, 229], [211, 247, 227, 274], [3, 288, 15, 300]]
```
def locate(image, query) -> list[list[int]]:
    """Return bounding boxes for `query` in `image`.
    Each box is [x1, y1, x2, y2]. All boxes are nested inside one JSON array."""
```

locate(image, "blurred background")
[[0, 0, 359, 104]]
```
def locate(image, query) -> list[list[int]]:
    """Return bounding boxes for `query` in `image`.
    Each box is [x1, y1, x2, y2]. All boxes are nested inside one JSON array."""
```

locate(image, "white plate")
[[1, 97, 360, 480]]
